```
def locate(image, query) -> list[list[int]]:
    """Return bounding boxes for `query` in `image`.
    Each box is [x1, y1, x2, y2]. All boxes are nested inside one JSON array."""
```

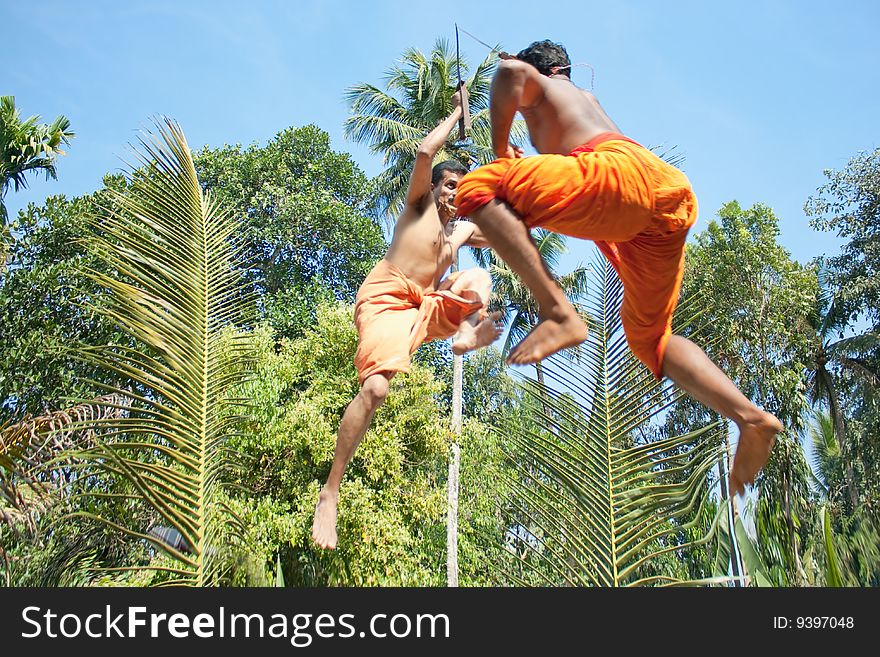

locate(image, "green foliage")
[[344, 38, 527, 221], [51, 118, 258, 586], [752, 433, 816, 585], [806, 147, 880, 329], [495, 252, 729, 586], [803, 413, 880, 586], [1, 510, 151, 587], [0, 95, 74, 225], [228, 311, 447, 585], [226, 307, 510, 586], [0, 188, 126, 423], [805, 151, 880, 526], [682, 201, 818, 432], [194, 124, 385, 338]]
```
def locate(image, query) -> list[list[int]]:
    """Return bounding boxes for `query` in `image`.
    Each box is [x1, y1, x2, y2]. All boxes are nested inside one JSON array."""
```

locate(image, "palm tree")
[[806, 267, 880, 508], [0, 395, 127, 533], [13, 118, 256, 586], [496, 252, 737, 586], [806, 412, 880, 586], [0, 96, 74, 225], [343, 38, 527, 224]]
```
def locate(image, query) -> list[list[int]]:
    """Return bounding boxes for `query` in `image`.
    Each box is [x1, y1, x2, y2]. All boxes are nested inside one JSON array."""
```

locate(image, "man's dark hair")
[[431, 160, 469, 186], [516, 40, 571, 77]]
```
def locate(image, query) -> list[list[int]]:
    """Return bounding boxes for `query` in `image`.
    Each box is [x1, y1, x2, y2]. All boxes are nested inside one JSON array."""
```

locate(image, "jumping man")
[[312, 89, 501, 549], [453, 40, 782, 495]]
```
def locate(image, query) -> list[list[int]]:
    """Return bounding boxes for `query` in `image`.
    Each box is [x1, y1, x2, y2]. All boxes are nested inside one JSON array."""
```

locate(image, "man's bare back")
[[493, 55, 621, 157]]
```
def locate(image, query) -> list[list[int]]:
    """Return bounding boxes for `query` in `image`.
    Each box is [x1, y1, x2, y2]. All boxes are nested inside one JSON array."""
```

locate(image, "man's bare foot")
[[729, 412, 783, 496], [452, 311, 503, 355], [311, 488, 339, 550], [507, 313, 588, 365]]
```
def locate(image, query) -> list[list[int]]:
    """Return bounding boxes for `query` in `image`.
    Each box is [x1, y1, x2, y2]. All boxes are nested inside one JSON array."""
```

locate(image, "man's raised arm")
[[404, 88, 465, 208], [490, 57, 542, 158]]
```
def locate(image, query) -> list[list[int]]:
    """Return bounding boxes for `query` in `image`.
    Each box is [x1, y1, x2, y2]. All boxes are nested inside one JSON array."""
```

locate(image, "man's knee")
[[460, 267, 491, 289], [360, 374, 390, 408]]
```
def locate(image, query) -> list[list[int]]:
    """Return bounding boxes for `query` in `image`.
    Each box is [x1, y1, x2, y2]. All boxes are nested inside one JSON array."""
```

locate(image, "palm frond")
[[828, 331, 880, 359], [496, 250, 729, 586], [651, 144, 686, 169], [808, 411, 839, 492], [56, 118, 255, 586], [0, 395, 127, 532], [343, 42, 525, 223]]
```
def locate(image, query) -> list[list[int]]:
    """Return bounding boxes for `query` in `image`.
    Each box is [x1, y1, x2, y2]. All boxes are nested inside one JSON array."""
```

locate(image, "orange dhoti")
[[354, 259, 485, 384], [455, 133, 698, 378]]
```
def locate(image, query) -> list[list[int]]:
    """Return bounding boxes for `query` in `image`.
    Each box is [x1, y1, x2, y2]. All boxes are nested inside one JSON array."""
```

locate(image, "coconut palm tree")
[[806, 269, 880, 508], [0, 96, 74, 226], [344, 38, 527, 224]]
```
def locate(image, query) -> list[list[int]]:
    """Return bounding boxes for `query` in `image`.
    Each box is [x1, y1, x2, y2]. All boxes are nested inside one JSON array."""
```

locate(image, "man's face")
[[432, 171, 461, 219]]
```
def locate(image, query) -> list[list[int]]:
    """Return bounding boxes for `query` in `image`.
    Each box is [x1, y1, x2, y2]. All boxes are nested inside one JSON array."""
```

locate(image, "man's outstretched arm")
[[404, 90, 464, 209]]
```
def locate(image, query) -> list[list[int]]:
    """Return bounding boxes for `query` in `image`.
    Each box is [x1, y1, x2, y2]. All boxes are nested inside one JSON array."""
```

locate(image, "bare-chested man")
[[312, 90, 502, 549], [453, 40, 782, 496]]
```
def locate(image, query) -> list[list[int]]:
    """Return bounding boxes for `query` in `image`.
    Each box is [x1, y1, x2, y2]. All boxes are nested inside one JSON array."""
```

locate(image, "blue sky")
[[3, 0, 879, 269]]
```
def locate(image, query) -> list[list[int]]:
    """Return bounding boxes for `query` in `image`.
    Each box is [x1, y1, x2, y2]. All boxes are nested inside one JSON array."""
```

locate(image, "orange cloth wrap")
[[354, 259, 484, 384], [455, 133, 698, 378]]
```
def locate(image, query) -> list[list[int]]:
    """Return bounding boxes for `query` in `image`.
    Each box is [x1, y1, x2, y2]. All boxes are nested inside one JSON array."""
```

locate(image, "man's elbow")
[[415, 146, 436, 163], [496, 59, 527, 81]]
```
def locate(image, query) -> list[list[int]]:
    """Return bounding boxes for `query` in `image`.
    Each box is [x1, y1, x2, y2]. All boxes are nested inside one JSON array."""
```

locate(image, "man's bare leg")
[[470, 200, 587, 364], [661, 335, 783, 496], [312, 373, 390, 549], [447, 268, 504, 354]]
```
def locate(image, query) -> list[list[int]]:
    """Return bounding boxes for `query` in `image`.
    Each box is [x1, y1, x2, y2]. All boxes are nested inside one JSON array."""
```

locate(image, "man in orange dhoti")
[[312, 90, 502, 549], [453, 40, 782, 496]]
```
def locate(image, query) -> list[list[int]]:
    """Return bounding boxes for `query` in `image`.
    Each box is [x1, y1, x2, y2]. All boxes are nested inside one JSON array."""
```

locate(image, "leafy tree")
[[806, 147, 880, 329], [219, 305, 513, 586], [681, 201, 818, 432], [228, 312, 449, 585], [0, 189, 124, 423], [194, 125, 386, 338]]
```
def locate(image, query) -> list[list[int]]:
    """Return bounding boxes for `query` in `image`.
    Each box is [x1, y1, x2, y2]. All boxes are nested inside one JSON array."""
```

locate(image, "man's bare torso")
[[522, 76, 621, 155], [384, 201, 458, 291]]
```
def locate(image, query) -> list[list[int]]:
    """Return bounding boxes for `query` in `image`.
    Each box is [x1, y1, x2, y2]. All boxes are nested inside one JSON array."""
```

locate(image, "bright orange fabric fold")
[[353, 259, 484, 384], [455, 133, 698, 378]]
